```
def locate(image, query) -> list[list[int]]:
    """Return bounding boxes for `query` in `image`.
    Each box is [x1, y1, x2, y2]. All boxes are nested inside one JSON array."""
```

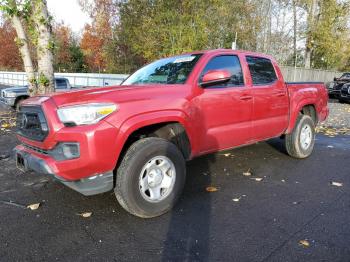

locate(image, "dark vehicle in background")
[[339, 83, 350, 103], [327, 73, 350, 98], [0, 78, 71, 110]]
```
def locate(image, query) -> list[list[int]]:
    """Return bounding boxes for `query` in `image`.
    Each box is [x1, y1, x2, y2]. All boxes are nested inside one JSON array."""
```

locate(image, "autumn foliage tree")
[[79, 0, 117, 73], [53, 23, 84, 72], [0, 20, 22, 70], [80, 24, 105, 72]]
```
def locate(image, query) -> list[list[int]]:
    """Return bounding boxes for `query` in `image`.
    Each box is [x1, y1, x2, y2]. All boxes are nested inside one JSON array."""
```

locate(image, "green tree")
[[114, 0, 262, 72], [311, 0, 350, 69], [0, 0, 55, 95]]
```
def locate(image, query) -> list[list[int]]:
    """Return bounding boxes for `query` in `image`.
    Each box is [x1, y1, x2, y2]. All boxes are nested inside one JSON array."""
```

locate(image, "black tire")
[[285, 115, 315, 159], [338, 98, 349, 104], [115, 137, 186, 218]]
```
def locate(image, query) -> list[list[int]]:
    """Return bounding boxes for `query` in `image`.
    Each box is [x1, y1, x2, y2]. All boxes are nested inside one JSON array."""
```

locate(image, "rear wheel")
[[285, 115, 315, 159], [115, 137, 186, 218]]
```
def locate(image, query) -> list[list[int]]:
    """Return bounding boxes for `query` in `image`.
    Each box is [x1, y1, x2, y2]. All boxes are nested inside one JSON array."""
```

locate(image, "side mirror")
[[200, 70, 231, 87], [334, 77, 338, 81]]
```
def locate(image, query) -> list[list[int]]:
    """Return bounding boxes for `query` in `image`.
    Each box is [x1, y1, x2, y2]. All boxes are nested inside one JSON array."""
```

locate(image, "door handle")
[[239, 95, 253, 101]]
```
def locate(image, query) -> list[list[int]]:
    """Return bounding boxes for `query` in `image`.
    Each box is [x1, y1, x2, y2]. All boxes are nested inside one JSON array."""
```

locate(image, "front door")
[[194, 55, 253, 153]]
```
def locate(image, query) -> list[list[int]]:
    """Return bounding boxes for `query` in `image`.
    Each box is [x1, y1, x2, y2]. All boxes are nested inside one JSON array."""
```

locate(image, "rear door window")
[[201, 55, 244, 87], [246, 56, 277, 85]]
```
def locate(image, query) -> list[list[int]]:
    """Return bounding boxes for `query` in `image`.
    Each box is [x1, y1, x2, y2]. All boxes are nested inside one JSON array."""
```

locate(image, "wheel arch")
[[113, 111, 195, 174], [286, 102, 318, 134]]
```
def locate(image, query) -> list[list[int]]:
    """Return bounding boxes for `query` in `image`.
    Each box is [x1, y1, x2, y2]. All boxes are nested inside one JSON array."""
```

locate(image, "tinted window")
[[246, 56, 277, 85], [201, 55, 244, 87], [122, 54, 202, 85], [55, 79, 67, 89]]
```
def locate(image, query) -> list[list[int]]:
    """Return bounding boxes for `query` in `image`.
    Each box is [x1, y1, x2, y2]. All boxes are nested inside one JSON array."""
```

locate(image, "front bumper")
[[0, 96, 15, 106], [340, 93, 350, 101], [14, 146, 114, 196], [327, 89, 340, 96]]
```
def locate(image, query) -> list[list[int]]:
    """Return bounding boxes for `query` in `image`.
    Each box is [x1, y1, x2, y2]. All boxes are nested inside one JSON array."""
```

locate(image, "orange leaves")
[[0, 21, 22, 71], [80, 24, 106, 72], [206, 186, 219, 192]]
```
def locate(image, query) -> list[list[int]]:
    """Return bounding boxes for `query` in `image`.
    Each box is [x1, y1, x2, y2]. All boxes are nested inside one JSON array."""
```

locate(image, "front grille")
[[16, 106, 49, 141]]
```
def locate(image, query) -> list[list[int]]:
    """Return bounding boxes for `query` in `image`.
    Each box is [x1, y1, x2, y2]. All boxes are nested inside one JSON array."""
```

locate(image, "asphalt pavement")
[[0, 100, 349, 261]]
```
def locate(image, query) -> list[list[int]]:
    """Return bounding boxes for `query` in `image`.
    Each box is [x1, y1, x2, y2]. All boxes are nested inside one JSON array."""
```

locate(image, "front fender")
[[109, 110, 196, 166]]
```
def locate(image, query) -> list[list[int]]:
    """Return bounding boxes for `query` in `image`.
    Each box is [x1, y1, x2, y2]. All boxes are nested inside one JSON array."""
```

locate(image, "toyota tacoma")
[[14, 49, 329, 218]]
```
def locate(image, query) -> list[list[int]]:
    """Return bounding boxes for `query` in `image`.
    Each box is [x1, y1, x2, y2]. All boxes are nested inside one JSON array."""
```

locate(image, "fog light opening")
[[62, 143, 80, 159]]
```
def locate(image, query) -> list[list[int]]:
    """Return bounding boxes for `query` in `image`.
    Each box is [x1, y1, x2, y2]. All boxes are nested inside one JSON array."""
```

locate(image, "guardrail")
[[0, 71, 129, 87]]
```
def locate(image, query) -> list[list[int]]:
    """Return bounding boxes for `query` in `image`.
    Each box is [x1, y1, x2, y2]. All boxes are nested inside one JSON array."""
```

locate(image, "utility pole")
[[305, 0, 318, 69]]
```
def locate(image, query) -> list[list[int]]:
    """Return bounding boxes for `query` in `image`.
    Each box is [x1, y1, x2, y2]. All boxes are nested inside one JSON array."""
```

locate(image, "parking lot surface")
[[0, 98, 349, 261]]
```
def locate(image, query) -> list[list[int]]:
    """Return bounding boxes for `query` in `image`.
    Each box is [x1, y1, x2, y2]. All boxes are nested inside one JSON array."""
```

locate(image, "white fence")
[[0, 67, 345, 87], [0, 71, 128, 87], [280, 66, 343, 83]]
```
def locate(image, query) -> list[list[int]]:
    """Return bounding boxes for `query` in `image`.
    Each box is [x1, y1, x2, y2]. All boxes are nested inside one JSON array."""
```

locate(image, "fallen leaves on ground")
[[250, 177, 263, 182], [0, 113, 17, 132], [316, 102, 350, 136], [78, 212, 93, 218], [299, 240, 310, 247], [243, 169, 252, 176], [27, 203, 40, 210], [331, 181, 343, 187], [206, 186, 218, 192]]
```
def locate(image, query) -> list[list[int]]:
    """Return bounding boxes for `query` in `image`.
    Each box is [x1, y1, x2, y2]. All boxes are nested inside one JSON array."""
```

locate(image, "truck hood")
[[4, 86, 28, 92], [27, 84, 190, 108]]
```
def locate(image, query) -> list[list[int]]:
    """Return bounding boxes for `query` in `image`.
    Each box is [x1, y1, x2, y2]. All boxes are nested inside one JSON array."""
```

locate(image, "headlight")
[[57, 103, 117, 126], [4, 92, 16, 98]]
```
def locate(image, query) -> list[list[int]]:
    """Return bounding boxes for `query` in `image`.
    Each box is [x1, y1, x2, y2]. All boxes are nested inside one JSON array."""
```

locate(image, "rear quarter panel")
[[286, 82, 328, 133]]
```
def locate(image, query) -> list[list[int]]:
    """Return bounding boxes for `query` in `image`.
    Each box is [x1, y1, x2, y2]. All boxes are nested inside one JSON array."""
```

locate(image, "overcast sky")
[[47, 0, 91, 33]]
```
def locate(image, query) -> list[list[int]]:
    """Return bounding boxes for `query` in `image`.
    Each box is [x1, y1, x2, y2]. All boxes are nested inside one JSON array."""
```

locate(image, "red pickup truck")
[[15, 49, 328, 218]]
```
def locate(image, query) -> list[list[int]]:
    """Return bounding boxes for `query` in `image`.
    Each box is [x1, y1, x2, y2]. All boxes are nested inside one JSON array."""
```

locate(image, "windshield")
[[122, 54, 202, 85], [340, 73, 350, 79]]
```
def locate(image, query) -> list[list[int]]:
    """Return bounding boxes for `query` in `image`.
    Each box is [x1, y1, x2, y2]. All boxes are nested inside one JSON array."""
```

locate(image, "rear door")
[[246, 56, 289, 140], [195, 55, 253, 153]]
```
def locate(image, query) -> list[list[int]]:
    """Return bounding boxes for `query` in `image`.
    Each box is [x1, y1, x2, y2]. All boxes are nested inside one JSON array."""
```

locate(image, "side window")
[[201, 55, 244, 87], [55, 79, 67, 89], [246, 56, 277, 85]]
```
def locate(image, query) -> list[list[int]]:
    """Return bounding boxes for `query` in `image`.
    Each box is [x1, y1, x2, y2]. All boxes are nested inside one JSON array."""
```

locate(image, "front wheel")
[[285, 115, 315, 159], [115, 137, 186, 218]]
